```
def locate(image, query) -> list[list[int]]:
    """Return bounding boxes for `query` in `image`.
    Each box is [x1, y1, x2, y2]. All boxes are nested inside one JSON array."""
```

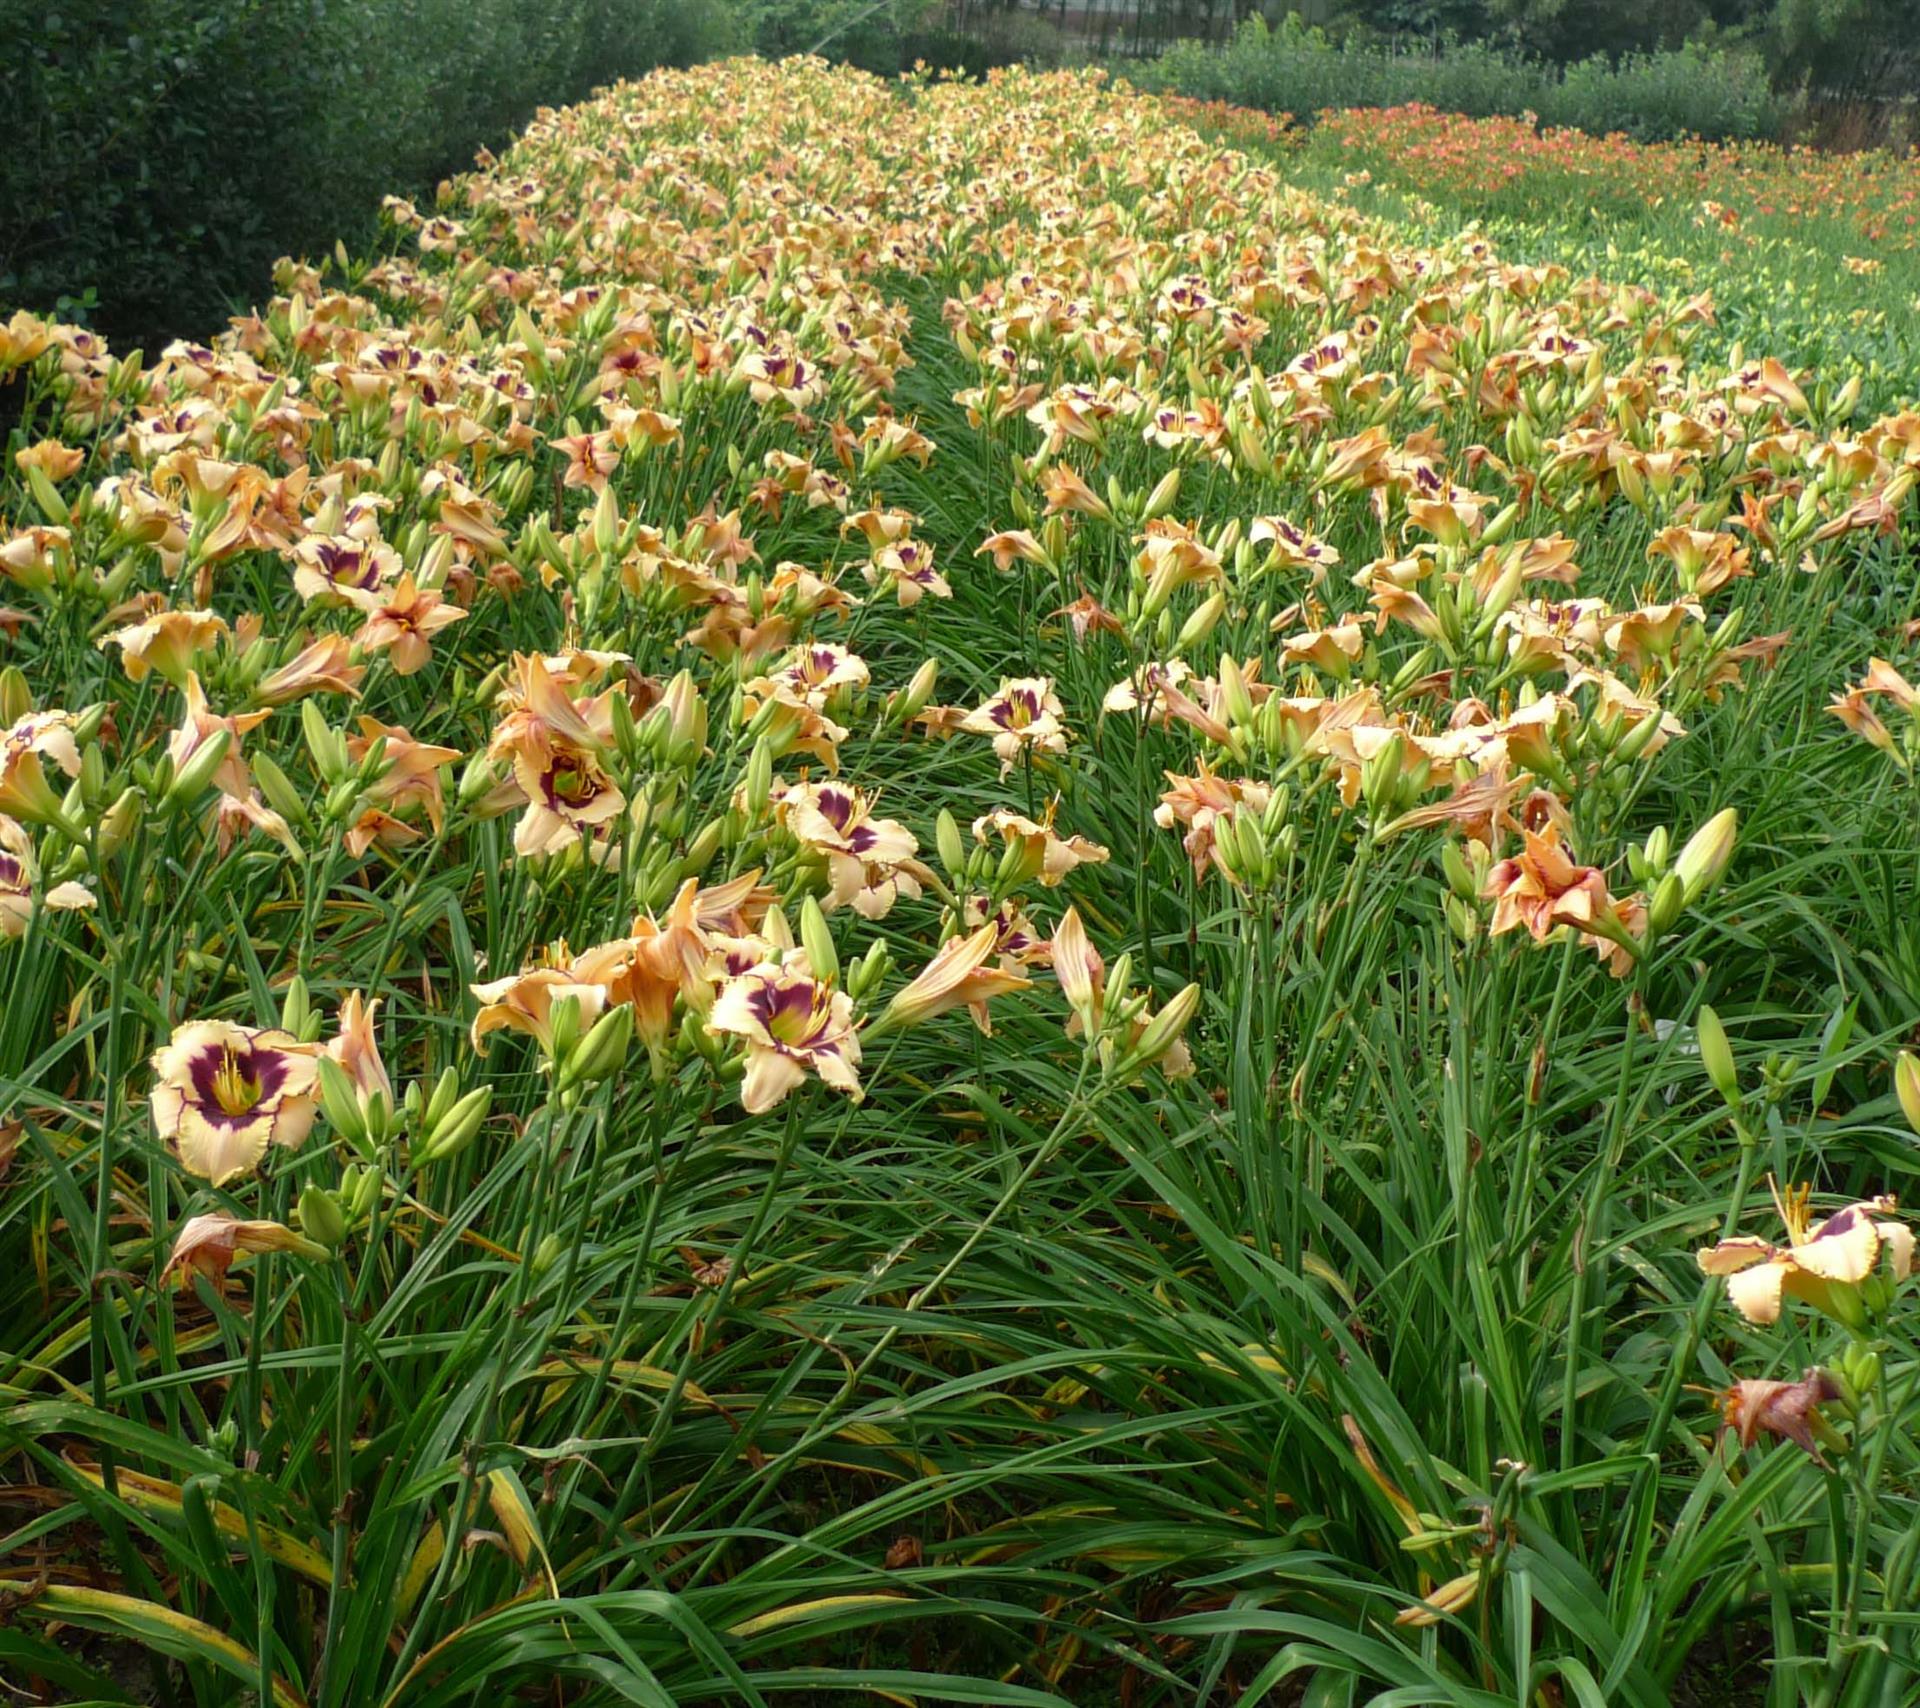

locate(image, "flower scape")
[[2, 55, 1920, 1707]]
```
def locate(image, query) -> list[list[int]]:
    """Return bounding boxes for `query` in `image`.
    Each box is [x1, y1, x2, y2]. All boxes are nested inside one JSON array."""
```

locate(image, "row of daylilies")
[[1, 55, 1916, 1683]]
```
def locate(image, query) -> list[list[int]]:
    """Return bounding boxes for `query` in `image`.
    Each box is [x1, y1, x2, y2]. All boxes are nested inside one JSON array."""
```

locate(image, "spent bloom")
[[162, 1213, 330, 1292]]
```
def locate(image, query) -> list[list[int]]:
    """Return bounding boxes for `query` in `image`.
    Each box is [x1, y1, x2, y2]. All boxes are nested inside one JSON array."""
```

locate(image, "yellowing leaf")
[[26, 1584, 309, 1708], [727, 1592, 911, 1639], [68, 1459, 332, 1586], [486, 1468, 557, 1597]]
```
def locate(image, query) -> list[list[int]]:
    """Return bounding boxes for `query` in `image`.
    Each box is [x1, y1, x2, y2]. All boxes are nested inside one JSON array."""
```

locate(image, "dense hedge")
[[0, 0, 731, 349], [1134, 16, 1785, 142]]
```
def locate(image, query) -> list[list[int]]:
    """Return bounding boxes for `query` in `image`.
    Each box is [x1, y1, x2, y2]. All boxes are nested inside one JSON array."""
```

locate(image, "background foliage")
[[0, 0, 734, 351]]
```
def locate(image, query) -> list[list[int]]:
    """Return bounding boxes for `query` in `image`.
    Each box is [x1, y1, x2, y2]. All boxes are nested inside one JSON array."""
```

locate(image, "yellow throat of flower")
[[212, 1048, 263, 1118]]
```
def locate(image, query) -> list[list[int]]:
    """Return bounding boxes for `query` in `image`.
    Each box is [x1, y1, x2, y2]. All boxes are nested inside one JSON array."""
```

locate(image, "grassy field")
[[2, 57, 1919, 1707]]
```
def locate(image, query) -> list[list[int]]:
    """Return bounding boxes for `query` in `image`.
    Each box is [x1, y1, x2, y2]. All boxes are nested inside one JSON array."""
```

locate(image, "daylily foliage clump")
[[2, 55, 1919, 1708]]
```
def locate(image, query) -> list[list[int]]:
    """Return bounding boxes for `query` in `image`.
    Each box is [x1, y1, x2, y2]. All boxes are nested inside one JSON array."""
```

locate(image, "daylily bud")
[[564, 1002, 634, 1088], [742, 736, 774, 816], [316, 1054, 372, 1153], [1176, 591, 1226, 652], [342, 1162, 384, 1219], [0, 668, 30, 725], [420, 1067, 455, 1132], [799, 894, 840, 983], [1895, 1051, 1920, 1136], [935, 809, 966, 878], [458, 753, 501, 806], [1696, 1005, 1741, 1110], [164, 729, 232, 806], [1440, 839, 1478, 902], [661, 669, 706, 761], [417, 1084, 492, 1163], [1647, 871, 1687, 937], [1122, 982, 1201, 1075], [97, 787, 141, 858], [1142, 467, 1180, 522], [546, 994, 584, 1065], [1360, 732, 1406, 820], [1674, 808, 1737, 903], [1102, 952, 1134, 1028], [1641, 824, 1671, 878], [1212, 812, 1245, 882], [1219, 653, 1254, 728], [1396, 1569, 1481, 1628], [250, 753, 311, 833], [897, 658, 938, 723], [848, 937, 891, 1001], [280, 973, 314, 1038], [592, 485, 619, 556], [297, 1184, 349, 1251]]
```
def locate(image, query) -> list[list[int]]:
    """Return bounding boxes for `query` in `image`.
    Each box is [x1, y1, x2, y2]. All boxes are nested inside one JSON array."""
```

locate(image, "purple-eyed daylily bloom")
[[150, 1020, 321, 1185]]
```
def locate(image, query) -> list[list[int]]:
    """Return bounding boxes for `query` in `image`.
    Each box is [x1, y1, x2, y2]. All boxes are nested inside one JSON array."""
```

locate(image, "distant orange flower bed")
[[1318, 103, 1920, 254]]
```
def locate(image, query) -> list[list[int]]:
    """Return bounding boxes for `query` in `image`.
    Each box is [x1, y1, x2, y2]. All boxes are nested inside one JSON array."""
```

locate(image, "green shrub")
[[0, 0, 735, 349], [1546, 42, 1784, 141], [1136, 15, 1786, 141]]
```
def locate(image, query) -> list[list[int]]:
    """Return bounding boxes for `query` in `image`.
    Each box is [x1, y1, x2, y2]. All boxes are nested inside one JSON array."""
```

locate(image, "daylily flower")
[[975, 529, 1051, 572], [962, 895, 1051, 967], [881, 921, 1032, 1035], [487, 653, 624, 857], [1155, 769, 1272, 881], [291, 534, 402, 605], [347, 717, 459, 834], [972, 805, 1109, 886], [214, 791, 301, 857], [469, 962, 609, 1058], [709, 952, 862, 1112], [571, 879, 719, 1052], [1483, 823, 1643, 975], [1698, 1180, 1912, 1326], [349, 574, 467, 674], [755, 642, 868, 710], [0, 815, 94, 937], [327, 992, 394, 1113], [1828, 658, 1920, 753], [98, 609, 229, 686], [959, 676, 1067, 773], [169, 676, 268, 800], [0, 712, 83, 825], [1720, 1370, 1844, 1466], [150, 1019, 321, 1185], [776, 779, 922, 918], [254, 634, 365, 705]]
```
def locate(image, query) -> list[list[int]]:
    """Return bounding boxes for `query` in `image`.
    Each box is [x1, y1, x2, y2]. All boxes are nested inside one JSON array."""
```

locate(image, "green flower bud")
[[1646, 871, 1687, 937], [297, 1183, 349, 1251], [163, 729, 232, 807], [1121, 982, 1200, 1075], [798, 895, 839, 982], [418, 1085, 492, 1164], [1896, 1051, 1920, 1136], [935, 809, 966, 879], [1696, 1005, 1740, 1110], [316, 1054, 372, 1153], [1674, 808, 1737, 903], [564, 1003, 634, 1089]]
